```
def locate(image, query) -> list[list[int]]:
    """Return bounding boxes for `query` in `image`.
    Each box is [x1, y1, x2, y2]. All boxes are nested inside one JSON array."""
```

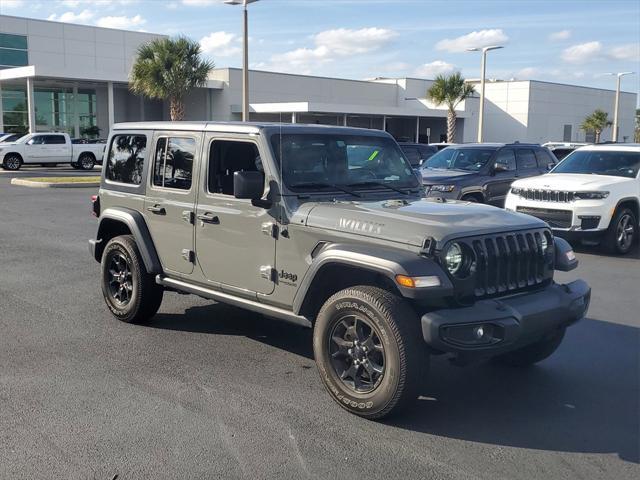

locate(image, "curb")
[[10, 178, 100, 188]]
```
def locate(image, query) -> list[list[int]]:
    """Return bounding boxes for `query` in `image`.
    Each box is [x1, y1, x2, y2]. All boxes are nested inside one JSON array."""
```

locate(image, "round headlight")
[[445, 243, 464, 275]]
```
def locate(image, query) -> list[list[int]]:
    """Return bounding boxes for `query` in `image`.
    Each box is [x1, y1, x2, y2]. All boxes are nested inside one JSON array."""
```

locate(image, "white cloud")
[[561, 41, 602, 63], [96, 14, 146, 29], [435, 29, 508, 53], [515, 67, 538, 78], [200, 31, 241, 57], [264, 27, 397, 74], [548, 30, 571, 41], [609, 43, 640, 61], [414, 60, 456, 78], [59, 0, 136, 5], [182, 0, 220, 6], [0, 0, 25, 8], [47, 9, 94, 23]]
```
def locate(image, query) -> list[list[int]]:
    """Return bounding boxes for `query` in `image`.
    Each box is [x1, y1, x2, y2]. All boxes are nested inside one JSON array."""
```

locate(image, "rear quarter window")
[[105, 134, 147, 185]]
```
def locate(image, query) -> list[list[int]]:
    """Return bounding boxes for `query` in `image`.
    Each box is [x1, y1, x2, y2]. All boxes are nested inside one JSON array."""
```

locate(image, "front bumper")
[[421, 279, 590, 357]]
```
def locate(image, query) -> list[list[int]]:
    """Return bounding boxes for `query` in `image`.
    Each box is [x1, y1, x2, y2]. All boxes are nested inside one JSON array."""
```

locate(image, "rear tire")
[[78, 153, 95, 170], [313, 286, 428, 419], [602, 207, 637, 255], [2, 154, 22, 171], [492, 328, 565, 367], [101, 235, 163, 324]]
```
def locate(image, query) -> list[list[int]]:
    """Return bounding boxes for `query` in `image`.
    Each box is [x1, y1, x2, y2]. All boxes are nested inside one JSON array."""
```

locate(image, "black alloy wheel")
[[106, 252, 133, 306], [329, 314, 385, 394]]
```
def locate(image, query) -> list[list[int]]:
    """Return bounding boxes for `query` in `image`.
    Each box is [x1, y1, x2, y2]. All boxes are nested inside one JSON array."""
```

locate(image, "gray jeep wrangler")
[[90, 122, 591, 419]]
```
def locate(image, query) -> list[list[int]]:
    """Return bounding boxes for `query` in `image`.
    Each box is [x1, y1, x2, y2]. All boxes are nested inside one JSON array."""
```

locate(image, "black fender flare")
[[292, 243, 453, 315], [459, 187, 485, 201], [92, 207, 162, 274]]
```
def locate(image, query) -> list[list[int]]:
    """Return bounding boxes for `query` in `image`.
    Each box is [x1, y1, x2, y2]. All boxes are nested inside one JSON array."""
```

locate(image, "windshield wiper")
[[347, 180, 412, 195], [288, 181, 361, 197]]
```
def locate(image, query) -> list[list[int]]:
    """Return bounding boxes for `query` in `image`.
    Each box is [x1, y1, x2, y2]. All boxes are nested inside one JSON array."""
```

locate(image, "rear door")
[[144, 132, 200, 275], [485, 148, 516, 206], [42, 134, 70, 161]]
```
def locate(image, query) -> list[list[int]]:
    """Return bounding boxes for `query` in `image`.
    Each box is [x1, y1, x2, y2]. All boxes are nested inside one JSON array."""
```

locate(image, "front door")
[[485, 148, 517, 206], [144, 133, 200, 275], [24, 135, 47, 160], [195, 136, 276, 296]]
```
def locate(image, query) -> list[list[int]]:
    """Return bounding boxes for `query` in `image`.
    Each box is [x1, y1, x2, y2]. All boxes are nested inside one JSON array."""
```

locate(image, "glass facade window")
[[1, 85, 98, 136], [0, 33, 28, 68]]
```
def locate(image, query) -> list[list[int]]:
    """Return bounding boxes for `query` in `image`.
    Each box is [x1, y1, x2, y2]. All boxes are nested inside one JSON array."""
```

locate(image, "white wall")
[[0, 15, 164, 82]]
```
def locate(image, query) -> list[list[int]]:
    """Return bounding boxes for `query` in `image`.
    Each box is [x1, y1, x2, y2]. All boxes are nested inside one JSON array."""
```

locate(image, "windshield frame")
[[549, 149, 640, 178], [420, 146, 498, 172], [268, 132, 421, 196]]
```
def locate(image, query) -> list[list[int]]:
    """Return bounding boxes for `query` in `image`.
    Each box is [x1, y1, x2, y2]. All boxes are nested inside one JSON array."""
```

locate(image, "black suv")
[[398, 142, 437, 168], [419, 143, 557, 206]]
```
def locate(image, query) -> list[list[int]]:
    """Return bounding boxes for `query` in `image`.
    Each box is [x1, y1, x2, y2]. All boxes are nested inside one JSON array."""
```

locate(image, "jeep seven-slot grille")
[[446, 229, 553, 300], [518, 189, 575, 202]]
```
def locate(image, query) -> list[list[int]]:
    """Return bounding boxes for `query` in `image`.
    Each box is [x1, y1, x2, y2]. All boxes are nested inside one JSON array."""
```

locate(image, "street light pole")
[[225, 0, 259, 122], [605, 71, 634, 142], [467, 45, 503, 143]]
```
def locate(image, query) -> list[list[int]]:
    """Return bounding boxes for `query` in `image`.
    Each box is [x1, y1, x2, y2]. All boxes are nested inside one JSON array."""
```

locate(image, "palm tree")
[[580, 109, 612, 143], [130, 37, 213, 121], [427, 73, 475, 143]]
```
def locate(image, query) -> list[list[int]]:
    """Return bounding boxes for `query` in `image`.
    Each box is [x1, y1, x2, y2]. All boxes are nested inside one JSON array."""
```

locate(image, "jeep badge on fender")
[[90, 122, 591, 419]]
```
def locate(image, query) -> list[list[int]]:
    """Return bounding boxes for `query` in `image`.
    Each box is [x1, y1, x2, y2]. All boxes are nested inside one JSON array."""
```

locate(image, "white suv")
[[505, 144, 639, 254]]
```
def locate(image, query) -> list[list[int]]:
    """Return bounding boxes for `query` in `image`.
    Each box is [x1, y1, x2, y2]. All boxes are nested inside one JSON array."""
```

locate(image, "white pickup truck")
[[0, 132, 105, 171]]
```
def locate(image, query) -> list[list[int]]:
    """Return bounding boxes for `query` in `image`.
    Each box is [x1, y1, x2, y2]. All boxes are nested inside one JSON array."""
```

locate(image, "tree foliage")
[[580, 109, 612, 143], [427, 73, 475, 143], [129, 37, 213, 121]]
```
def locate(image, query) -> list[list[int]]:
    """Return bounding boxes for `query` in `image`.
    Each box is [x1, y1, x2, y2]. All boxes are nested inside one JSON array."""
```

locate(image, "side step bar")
[[156, 275, 312, 328]]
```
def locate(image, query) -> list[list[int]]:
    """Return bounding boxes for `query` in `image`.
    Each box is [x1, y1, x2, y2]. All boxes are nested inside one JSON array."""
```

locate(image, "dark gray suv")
[[420, 143, 557, 206]]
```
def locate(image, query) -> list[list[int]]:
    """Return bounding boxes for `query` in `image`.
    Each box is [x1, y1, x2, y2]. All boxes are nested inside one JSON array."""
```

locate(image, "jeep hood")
[[305, 198, 545, 248], [420, 168, 475, 184], [512, 173, 634, 190]]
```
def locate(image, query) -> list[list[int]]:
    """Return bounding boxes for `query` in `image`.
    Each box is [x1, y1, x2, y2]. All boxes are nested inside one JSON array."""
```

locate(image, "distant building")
[[0, 14, 636, 144]]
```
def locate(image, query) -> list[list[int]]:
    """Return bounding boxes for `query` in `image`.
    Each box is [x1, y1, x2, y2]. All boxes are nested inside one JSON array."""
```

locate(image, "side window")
[[401, 146, 420, 166], [494, 149, 516, 171], [535, 148, 555, 168], [152, 136, 195, 190], [516, 149, 538, 170], [43, 135, 66, 145], [105, 134, 147, 185], [208, 140, 261, 196], [28, 135, 45, 145]]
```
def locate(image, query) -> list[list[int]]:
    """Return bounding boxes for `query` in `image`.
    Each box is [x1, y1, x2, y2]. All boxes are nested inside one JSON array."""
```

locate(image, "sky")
[[0, 0, 639, 94]]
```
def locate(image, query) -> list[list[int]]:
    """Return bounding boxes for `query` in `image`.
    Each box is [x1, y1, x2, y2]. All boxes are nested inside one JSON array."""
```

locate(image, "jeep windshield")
[[551, 150, 640, 178], [270, 133, 420, 194], [422, 147, 497, 172]]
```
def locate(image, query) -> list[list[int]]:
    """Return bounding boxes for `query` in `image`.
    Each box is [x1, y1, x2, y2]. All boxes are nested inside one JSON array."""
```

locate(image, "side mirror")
[[547, 162, 555, 171], [234, 170, 264, 200], [493, 162, 508, 173], [26, 138, 35, 145]]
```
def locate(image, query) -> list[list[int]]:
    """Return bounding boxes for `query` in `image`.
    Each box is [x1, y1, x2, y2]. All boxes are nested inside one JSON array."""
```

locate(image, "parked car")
[[89, 121, 590, 419], [0, 132, 105, 170], [72, 137, 107, 164], [419, 143, 557, 206], [506, 144, 640, 254], [429, 142, 457, 151], [543, 142, 589, 161], [398, 142, 437, 168], [0, 133, 25, 144]]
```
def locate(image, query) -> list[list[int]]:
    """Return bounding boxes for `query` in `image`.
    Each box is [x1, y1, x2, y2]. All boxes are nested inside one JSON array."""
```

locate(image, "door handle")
[[147, 205, 166, 215], [197, 212, 220, 224]]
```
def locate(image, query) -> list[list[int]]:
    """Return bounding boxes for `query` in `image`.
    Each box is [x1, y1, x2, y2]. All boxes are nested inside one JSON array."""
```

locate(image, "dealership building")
[[0, 14, 636, 143]]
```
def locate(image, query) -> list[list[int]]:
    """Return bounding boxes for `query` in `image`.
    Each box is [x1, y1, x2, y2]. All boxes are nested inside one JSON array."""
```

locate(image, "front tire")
[[2, 154, 22, 171], [492, 328, 565, 367], [603, 207, 637, 255], [313, 286, 427, 419], [101, 235, 163, 324]]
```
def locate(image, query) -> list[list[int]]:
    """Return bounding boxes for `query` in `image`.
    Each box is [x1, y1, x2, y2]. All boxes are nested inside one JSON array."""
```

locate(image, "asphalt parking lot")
[[0, 173, 638, 479]]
